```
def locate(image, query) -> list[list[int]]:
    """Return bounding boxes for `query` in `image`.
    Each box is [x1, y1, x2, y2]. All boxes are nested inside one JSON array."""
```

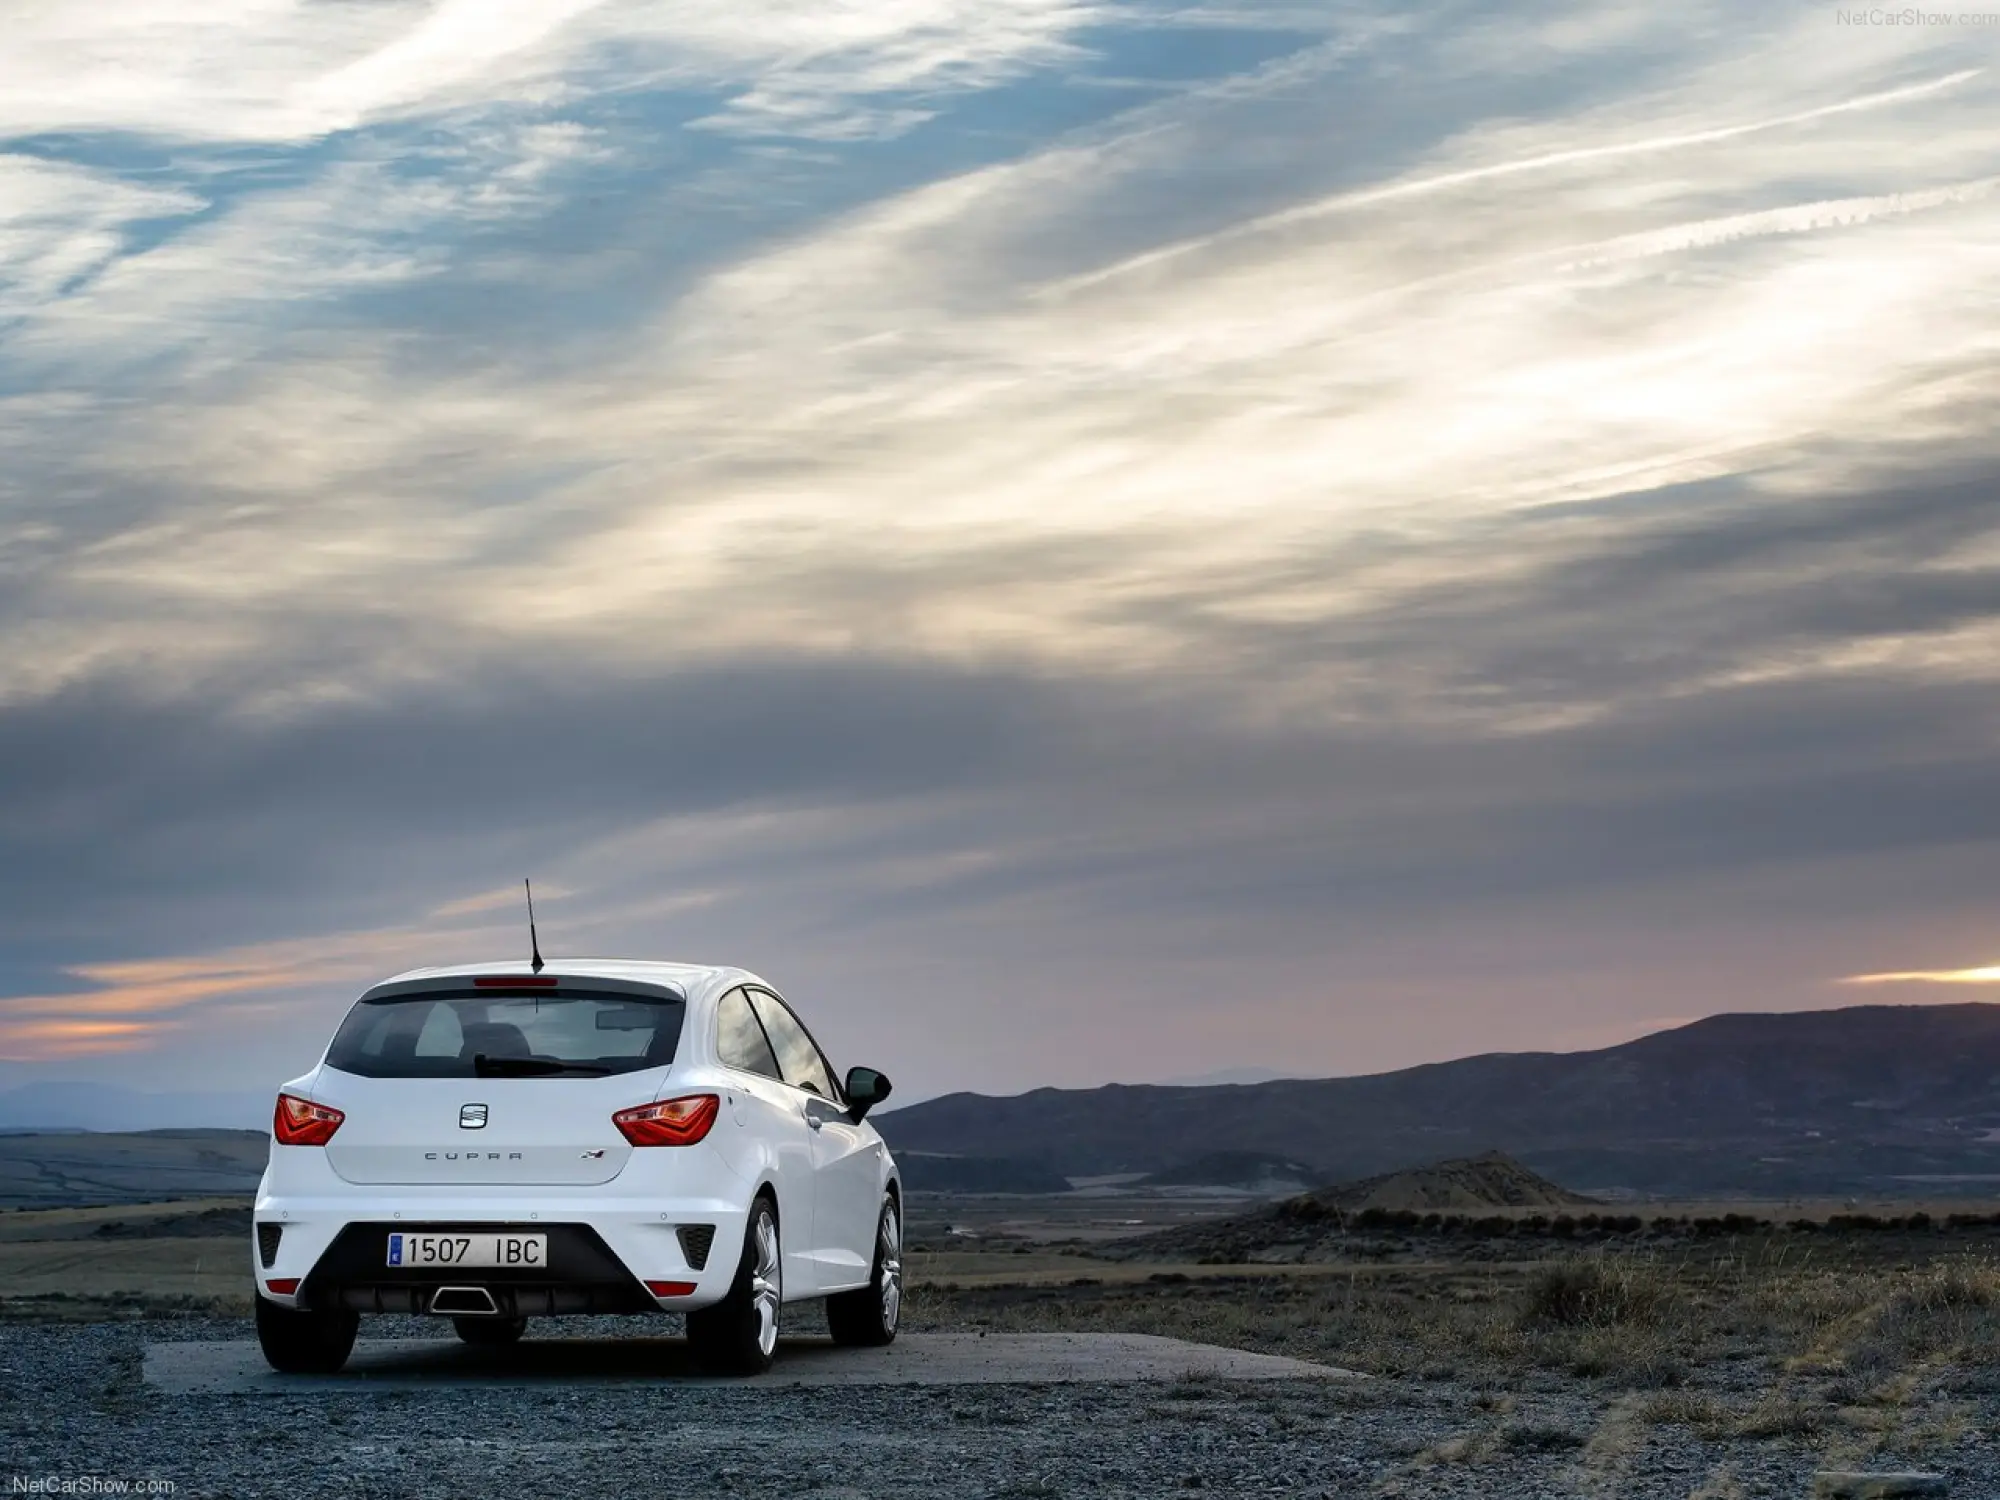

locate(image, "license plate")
[[385, 1232, 547, 1269]]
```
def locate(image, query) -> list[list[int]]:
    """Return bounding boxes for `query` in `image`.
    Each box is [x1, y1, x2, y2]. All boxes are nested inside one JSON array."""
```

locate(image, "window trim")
[[743, 987, 845, 1105], [713, 985, 785, 1084]]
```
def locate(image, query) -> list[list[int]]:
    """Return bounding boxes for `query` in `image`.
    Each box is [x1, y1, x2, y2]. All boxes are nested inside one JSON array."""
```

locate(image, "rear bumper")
[[301, 1221, 665, 1317], [253, 1193, 748, 1314]]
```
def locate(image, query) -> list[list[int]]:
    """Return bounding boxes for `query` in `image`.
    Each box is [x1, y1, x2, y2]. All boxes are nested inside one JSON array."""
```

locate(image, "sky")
[[2, 0, 1999, 1108]]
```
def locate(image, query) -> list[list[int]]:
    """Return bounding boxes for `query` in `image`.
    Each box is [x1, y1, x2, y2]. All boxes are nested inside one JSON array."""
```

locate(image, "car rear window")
[[323, 988, 686, 1078]]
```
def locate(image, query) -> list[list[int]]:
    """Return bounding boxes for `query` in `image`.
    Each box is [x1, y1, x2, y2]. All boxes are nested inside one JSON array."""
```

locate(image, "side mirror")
[[844, 1065, 892, 1122]]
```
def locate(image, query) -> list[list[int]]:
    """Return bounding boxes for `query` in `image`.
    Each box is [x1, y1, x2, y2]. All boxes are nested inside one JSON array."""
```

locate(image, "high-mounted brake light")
[[273, 1093, 345, 1146], [613, 1094, 719, 1147], [473, 976, 558, 989]]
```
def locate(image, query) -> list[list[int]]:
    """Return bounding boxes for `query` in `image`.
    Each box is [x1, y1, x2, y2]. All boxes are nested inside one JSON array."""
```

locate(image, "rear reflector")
[[266, 1279, 300, 1295], [273, 1093, 345, 1146], [614, 1094, 719, 1147], [473, 976, 558, 988], [645, 1281, 698, 1298]]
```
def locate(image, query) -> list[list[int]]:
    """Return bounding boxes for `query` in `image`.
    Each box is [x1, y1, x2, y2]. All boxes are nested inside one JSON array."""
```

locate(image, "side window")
[[715, 987, 782, 1080], [747, 990, 836, 1099]]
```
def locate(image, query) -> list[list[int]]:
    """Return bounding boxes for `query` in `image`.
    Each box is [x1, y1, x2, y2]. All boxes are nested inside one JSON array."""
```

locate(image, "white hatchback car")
[[253, 960, 901, 1376]]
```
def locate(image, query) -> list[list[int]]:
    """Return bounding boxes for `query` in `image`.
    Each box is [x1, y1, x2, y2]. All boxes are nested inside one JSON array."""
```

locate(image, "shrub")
[[1518, 1257, 1671, 1329], [1894, 1259, 1998, 1313]]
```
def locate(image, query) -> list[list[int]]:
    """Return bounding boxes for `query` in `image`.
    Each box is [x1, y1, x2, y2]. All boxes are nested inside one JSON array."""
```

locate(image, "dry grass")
[[0, 1237, 251, 1315], [1516, 1256, 1672, 1330], [905, 1234, 2000, 1460], [5, 1206, 1994, 1469]]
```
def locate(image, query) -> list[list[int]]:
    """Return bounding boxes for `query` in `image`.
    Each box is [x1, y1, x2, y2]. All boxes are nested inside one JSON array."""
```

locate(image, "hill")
[[1295, 1151, 1595, 1213], [877, 1003, 2000, 1198], [1112, 1152, 1597, 1261], [0, 1083, 271, 1132]]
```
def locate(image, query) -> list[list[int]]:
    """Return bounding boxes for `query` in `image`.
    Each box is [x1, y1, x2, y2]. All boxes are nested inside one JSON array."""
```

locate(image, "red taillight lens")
[[273, 1093, 345, 1146], [613, 1094, 718, 1147], [265, 1279, 300, 1295], [644, 1280, 698, 1298]]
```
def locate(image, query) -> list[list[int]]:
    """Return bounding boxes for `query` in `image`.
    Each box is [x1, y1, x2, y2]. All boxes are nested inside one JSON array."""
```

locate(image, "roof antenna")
[[524, 878, 545, 974]]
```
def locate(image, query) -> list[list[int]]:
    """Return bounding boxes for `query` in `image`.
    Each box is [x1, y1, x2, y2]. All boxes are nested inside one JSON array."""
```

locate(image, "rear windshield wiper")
[[472, 1055, 612, 1077]]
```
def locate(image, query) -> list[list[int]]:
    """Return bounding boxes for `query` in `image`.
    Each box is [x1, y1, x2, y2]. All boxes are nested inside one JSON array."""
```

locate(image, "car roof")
[[367, 958, 751, 998]]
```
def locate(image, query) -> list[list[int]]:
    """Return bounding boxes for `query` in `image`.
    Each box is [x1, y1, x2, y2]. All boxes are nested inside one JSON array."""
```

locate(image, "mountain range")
[[8, 1002, 1999, 1200], [876, 1002, 2000, 1197], [0, 1081, 271, 1133]]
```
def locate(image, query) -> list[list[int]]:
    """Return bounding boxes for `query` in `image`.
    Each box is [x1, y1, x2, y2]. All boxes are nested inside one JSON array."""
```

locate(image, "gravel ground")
[[2, 1315, 1994, 1498]]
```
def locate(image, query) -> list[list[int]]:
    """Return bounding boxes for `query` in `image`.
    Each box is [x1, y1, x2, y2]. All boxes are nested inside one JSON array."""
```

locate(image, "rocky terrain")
[[2, 1312, 1991, 1499], [4, 1175, 1997, 1497]]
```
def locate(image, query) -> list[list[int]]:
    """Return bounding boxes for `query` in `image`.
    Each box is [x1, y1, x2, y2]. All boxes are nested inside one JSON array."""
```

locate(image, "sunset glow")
[[1, 1, 1998, 1098], [1841, 965, 2000, 986]]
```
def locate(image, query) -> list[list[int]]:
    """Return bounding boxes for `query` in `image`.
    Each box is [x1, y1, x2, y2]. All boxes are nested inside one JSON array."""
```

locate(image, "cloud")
[[3, 0, 2000, 1089], [0, 900, 572, 1060], [0, 157, 205, 315], [1842, 965, 2000, 985], [429, 884, 576, 921], [0, 0, 1104, 145]]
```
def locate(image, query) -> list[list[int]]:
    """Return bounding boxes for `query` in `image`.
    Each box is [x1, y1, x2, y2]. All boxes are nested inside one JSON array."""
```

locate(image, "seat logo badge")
[[460, 1104, 489, 1130], [580, 1148, 605, 1159]]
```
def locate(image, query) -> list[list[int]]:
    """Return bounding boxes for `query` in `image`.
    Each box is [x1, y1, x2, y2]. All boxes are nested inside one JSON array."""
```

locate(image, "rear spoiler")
[[356, 975, 689, 1004]]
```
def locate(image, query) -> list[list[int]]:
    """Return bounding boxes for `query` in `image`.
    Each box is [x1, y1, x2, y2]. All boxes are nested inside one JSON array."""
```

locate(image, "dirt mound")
[[1291, 1152, 1596, 1215]]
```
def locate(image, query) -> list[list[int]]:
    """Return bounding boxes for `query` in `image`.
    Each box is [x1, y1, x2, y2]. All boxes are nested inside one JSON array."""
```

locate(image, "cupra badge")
[[460, 1103, 489, 1129]]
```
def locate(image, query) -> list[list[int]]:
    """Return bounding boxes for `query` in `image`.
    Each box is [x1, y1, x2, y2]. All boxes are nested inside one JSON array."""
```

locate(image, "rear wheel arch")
[[826, 1189, 900, 1348], [688, 1190, 783, 1374]]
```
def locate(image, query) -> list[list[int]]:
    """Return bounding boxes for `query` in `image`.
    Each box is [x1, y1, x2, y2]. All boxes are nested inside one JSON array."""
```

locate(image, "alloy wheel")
[[751, 1210, 781, 1358], [878, 1203, 902, 1331]]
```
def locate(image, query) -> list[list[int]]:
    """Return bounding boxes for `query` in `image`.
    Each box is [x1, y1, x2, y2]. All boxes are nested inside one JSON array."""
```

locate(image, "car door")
[[713, 985, 819, 1299], [747, 988, 882, 1293]]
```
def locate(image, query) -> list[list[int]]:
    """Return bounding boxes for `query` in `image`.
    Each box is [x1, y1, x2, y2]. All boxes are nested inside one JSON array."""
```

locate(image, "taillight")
[[613, 1094, 718, 1146], [273, 1093, 345, 1146]]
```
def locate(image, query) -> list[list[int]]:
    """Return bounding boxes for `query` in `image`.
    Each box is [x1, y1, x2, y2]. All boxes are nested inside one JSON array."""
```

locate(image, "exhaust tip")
[[429, 1285, 500, 1316]]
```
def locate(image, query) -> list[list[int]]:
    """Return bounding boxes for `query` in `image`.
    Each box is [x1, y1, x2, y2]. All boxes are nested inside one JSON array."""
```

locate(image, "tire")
[[255, 1295, 359, 1374], [687, 1195, 781, 1375], [453, 1316, 527, 1347], [827, 1195, 902, 1347]]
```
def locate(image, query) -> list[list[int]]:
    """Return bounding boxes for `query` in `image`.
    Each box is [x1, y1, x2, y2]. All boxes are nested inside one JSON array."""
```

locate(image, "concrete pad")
[[1813, 1476, 1948, 1499], [146, 1332, 1356, 1393]]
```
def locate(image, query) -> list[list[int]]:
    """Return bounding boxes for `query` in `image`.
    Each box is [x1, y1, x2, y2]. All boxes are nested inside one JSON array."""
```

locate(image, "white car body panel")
[[318, 1072, 647, 1187], [716, 1065, 823, 1296], [254, 959, 897, 1318], [807, 1101, 887, 1285]]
